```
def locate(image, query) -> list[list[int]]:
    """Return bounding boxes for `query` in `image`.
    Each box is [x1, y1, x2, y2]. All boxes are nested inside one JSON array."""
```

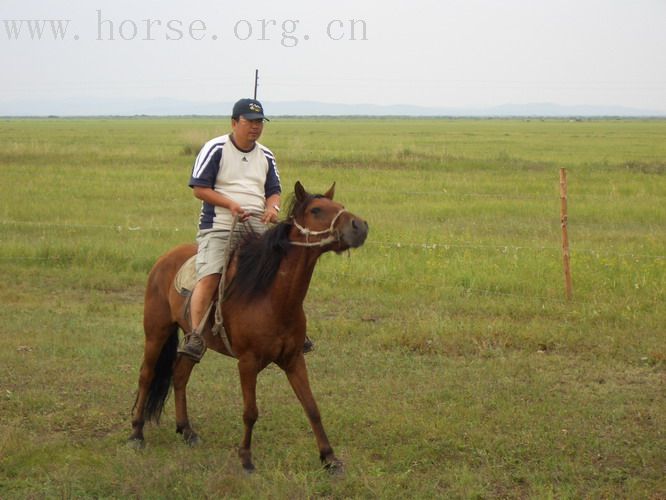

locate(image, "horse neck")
[[271, 246, 323, 313]]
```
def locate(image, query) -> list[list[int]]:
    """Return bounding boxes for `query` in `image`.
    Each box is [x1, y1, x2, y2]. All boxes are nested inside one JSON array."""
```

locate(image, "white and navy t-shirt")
[[189, 134, 281, 230]]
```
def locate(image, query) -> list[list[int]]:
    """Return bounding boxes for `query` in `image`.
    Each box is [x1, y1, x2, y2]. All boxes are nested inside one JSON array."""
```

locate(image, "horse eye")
[[310, 207, 321, 215]]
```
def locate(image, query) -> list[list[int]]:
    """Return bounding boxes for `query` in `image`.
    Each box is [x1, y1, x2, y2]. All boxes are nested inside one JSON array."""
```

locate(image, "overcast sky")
[[1, 0, 665, 112]]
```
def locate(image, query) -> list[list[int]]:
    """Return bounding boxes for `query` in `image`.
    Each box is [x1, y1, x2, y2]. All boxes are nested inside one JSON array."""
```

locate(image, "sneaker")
[[178, 332, 206, 362], [303, 336, 315, 354]]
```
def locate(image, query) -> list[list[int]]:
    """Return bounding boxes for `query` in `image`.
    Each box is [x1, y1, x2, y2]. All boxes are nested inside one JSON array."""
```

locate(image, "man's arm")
[[261, 148, 282, 224], [192, 186, 250, 221]]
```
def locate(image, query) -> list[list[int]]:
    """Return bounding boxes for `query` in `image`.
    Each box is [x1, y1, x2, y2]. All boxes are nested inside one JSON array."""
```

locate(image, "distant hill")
[[264, 101, 665, 118], [1, 97, 664, 117]]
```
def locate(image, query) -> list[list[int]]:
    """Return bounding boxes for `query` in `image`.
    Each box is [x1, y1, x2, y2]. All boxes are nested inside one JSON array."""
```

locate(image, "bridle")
[[290, 208, 348, 247]]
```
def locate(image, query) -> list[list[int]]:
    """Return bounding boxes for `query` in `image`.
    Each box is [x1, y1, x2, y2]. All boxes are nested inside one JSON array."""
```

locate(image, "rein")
[[210, 214, 244, 358], [290, 209, 347, 247], [239, 207, 347, 248]]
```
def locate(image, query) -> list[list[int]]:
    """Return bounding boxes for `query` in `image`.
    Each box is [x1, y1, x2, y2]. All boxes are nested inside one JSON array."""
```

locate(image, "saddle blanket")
[[174, 255, 197, 296]]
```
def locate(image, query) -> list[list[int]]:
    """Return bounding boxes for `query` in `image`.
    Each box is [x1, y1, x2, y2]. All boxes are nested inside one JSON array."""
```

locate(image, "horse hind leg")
[[173, 354, 201, 446], [129, 322, 179, 447]]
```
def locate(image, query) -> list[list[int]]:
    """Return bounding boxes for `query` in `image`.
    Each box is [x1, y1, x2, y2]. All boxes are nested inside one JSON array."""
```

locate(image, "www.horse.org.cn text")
[[2, 11, 369, 47]]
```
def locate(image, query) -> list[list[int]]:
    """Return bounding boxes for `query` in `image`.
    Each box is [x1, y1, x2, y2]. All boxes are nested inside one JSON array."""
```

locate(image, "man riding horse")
[[181, 98, 312, 362]]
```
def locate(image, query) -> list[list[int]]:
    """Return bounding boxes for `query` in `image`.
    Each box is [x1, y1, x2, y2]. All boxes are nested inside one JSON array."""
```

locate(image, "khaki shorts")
[[195, 223, 266, 280], [195, 230, 231, 280]]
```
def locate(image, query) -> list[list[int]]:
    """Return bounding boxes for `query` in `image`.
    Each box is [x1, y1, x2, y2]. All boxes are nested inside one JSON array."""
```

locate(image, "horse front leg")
[[238, 356, 260, 472], [285, 354, 343, 472]]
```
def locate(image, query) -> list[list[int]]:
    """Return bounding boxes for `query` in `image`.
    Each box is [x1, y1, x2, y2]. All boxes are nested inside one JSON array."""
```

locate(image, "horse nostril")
[[352, 220, 358, 230]]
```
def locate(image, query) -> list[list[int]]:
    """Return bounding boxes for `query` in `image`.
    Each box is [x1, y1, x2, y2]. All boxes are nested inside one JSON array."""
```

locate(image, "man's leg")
[[190, 274, 221, 330], [179, 273, 220, 362]]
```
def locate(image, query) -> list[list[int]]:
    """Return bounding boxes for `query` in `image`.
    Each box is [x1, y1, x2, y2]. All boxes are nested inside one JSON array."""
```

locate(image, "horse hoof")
[[324, 459, 344, 475], [184, 433, 200, 447], [177, 426, 201, 447], [239, 448, 255, 473], [127, 438, 145, 450]]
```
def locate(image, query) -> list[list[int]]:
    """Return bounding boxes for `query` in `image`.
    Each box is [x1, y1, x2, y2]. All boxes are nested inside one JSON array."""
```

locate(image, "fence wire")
[[1, 218, 664, 260]]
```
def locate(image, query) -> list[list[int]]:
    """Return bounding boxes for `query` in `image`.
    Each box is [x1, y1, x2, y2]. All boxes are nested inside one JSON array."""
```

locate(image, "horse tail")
[[144, 325, 179, 423]]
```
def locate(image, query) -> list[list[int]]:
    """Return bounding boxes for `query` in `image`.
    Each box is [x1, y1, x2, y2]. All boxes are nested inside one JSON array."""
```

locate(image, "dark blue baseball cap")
[[232, 98, 269, 121]]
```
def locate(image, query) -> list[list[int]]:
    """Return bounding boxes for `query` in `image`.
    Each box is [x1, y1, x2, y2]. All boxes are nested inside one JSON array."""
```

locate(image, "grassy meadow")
[[0, 117, 664, 498]]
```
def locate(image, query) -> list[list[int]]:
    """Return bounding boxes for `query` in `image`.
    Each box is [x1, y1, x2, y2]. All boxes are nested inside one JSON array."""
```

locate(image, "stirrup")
[[178, 331, 207, 363]]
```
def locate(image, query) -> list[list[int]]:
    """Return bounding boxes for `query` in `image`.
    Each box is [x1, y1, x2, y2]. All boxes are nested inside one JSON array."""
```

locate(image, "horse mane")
[[226, 193, 325, 300]]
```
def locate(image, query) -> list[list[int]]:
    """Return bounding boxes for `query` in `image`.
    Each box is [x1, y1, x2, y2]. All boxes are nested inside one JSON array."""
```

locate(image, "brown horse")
[[129, 181, 368, 472]]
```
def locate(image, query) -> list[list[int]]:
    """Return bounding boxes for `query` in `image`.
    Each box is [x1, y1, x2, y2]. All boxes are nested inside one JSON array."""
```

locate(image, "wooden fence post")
[[560, 168, 573, 300]]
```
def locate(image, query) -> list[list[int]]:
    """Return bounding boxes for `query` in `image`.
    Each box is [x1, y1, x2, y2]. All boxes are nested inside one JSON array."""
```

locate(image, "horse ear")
[[294, 181, 307, 202], [323, 182, 336, 200]]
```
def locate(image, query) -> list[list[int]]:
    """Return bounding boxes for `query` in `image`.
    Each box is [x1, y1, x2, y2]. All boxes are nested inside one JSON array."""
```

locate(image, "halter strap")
[[290, 208, 348, 247]]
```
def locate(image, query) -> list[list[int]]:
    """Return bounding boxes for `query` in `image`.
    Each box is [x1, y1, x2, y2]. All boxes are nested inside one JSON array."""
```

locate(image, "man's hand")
[[229, 201, 250, 221], [261, 205, 279, 224]]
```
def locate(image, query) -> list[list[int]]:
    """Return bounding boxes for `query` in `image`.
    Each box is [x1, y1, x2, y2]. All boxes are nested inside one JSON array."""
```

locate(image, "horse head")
[[290, 181, 369, 251]]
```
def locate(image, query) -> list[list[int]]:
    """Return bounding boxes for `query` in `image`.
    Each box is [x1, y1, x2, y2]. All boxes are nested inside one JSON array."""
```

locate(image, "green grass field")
[[1, 117, 664, 498]]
